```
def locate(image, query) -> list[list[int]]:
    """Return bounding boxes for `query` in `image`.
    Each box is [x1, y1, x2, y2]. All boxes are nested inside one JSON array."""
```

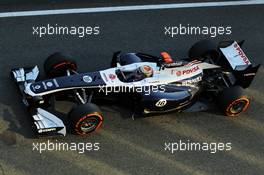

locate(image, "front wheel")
[[69, 103, 103, 135], [217, 86, 250, 117], [44, 52, 77, 77]]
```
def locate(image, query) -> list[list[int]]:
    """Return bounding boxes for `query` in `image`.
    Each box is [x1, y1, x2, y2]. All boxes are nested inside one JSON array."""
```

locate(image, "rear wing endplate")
[[220, 41, 251, 71]]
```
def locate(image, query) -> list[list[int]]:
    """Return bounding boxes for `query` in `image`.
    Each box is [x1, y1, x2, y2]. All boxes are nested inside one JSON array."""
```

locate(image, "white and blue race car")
[[11, 40, 260, 137]]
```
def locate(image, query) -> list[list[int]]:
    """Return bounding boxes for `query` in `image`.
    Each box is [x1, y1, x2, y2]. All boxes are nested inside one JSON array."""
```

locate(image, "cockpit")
[[116, 65, 154, 82]]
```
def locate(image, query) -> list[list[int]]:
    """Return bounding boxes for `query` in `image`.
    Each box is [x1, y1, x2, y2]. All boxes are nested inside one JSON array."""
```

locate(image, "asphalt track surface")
[[0, 1, 264, 175]]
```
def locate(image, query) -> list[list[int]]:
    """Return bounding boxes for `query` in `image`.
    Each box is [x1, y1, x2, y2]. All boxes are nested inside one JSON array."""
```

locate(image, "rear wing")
[[220, 41, 251, 71], [218, 40, 261, 88]]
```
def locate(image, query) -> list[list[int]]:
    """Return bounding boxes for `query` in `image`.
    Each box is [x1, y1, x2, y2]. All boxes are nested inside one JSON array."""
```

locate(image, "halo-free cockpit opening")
[[116, 65, 154, 82]]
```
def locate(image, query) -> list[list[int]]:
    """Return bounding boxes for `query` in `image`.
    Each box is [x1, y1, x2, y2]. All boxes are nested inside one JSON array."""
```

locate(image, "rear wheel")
[[44, 52, 77, 77], [69, 103, 103, 135], [188, 40, 219, 61], [217, 86, 250, 117]]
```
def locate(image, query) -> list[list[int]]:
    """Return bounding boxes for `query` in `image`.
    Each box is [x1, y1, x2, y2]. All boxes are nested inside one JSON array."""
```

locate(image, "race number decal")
[[156, 99, 167, 107]]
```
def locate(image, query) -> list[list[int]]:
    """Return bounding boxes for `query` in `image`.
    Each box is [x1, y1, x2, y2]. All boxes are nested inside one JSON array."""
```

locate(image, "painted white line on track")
[[0, 0, 263, 18]]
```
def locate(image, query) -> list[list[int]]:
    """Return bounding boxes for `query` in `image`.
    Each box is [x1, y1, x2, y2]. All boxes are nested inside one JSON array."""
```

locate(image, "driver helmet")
[[139, 65, 153, 78]]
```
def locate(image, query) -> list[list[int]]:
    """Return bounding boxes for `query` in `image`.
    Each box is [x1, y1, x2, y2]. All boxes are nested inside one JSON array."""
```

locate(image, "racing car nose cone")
[[82, 75, 93, 83]]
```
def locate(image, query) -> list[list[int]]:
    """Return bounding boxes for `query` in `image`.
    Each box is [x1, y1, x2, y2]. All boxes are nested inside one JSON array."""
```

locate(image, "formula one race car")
[[11, 40, 260, 137]]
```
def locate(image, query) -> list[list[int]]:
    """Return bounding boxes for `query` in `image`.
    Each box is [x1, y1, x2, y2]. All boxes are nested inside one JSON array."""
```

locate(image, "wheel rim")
[[230, 101, 246, 113], [227, 97, 250, 116], [80, 117, 99, 133]]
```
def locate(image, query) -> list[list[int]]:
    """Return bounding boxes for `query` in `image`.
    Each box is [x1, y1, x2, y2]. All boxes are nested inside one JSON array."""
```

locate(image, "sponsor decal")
[[38, 128, 56, 133], [165, 62, 183, 68], [234, 43, 250, 65], [109, 74, 116, 80], [46, 82, 53, 87], [171, 66, 199, 76], [82, 75, 93, 83], [176, 71, 182, 76], [156, 99, 167, 107], [182, 66, 199, 75], [181, 76, 202, 86], [34, 85, 41, 90], [149, 80, 160, 84], [244, 73, 256, 77]]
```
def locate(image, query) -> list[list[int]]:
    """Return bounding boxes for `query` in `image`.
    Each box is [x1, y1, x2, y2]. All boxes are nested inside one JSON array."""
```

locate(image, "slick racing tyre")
[[44, 52, 77, 77], [188, 40, 219, 61], [70, 103, 103, 135], [217, 86, 250, 117]]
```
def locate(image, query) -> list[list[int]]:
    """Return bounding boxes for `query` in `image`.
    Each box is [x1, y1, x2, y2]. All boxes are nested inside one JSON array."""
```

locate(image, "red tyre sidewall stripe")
[[226, 97, 250, 117], [53, 61, 76, 69], [75, 112, 103, 135]]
